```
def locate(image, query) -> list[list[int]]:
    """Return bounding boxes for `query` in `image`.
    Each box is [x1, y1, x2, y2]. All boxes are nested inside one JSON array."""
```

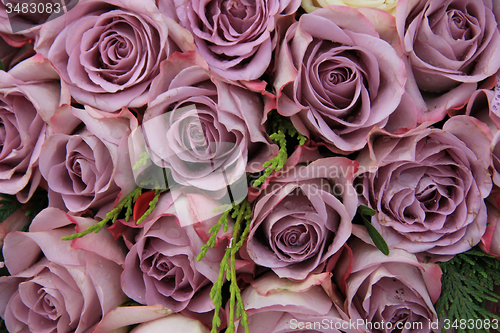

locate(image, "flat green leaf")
[[358, 205, 376, 216], [0, 60, 4, 72], [362, 215, 389, 255]]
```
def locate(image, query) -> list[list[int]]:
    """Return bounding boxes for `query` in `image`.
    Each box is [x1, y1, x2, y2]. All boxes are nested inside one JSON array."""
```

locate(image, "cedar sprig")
[[197, 208, 231, 262], [198, 200, 251, 333], [61, 187, 143, 241], [437, 248, 500, 333], [252, 110, 307, 187]]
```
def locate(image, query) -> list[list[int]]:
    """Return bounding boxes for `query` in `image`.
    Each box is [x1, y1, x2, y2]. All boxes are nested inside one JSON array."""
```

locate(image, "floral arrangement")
[[0, 0, 500, 332]]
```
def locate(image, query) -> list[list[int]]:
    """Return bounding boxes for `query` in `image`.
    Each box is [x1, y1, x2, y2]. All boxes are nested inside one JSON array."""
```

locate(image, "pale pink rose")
[[356, 115, 492, 255], [234, 272, 363, 333], [121, 192, 224, 313], [274, 6, 407, 154], [335, 237, 441, 333], [301, 0, 398, 15], [0, 55, 70, 202], [35, 0, 195, 113], [0, 207, 126, 333], [140, 51, 275, 192], [164, 0, 301, 81], [396, 0, 500, 122], [39, 107, 137, 213], [246, 157, 357, 280]]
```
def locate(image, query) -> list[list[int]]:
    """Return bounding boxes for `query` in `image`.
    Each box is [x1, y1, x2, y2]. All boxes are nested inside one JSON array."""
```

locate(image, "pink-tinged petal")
[[130, 313, 209, 333], [92, 305, 173, 333], [251, 272, 331, 296], [419, 262, 442, 304], [85, 253, 126, 315], [71, 216, 126, 265], [242, 273, 333, 316]]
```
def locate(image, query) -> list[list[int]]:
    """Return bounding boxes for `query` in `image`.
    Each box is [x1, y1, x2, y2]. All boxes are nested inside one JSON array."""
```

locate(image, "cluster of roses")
[[0, 0, 499, 332]]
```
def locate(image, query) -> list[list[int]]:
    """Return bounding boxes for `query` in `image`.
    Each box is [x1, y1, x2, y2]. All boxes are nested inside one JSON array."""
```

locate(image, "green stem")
[[61, 188, 142, 241]]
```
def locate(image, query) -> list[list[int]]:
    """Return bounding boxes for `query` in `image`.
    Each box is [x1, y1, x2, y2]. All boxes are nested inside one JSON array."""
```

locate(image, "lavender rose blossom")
[[356, 115, 492, 255], [166, 0, 301, 81], [235, 272, 362, 333], [274, 6, 407, 154], [335, 238, 441, 333], [246, 157, 357, 280], [396, 0, 500, 122], [0, 55, 69, 202], [140, 51, 274, 192], [39, 107, 136, 213], [121, 193, 223, 313], [34, 0, 194, 113], [0, 208, 126, 333]]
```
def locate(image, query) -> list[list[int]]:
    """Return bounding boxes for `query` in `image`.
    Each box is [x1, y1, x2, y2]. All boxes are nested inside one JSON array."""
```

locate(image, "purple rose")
[[396, 0, 500, 122], [165, 0, 300, 81], [274, 6, 408, 154], [246, 157, 357, 280], [0, 55, 69, 202], [334, 238, 441, 333], [34, 0, 194, 113], [138, 51, 274, 192], [121, 192, 223, 313], [0, 207, 126, 333], [455, 88, 500, 187], [356, 115, 492, 255], [39, 107, 136, 212]]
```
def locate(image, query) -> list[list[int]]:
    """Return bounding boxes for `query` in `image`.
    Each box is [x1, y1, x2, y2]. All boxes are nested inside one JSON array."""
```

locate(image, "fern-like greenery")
[[437, 247, 500, 333], [252, 110, 307, 187], [197, 200, 252, 333]]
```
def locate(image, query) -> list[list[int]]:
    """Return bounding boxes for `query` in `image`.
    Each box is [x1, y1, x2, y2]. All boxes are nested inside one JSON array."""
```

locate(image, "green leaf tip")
[[61, 187, 144, 241], [358, 206, 389, 256]]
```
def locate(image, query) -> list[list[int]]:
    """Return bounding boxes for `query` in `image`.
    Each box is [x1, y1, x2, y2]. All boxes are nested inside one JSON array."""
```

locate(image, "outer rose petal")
[[130, 314, 210, 333], [92, 305, 173, 333], [302, 0, 398, 15], [236, 272, 363, 333]]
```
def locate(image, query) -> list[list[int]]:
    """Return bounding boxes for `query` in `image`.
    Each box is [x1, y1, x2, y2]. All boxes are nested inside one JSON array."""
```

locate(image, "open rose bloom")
[[0, 1, 500, 332]]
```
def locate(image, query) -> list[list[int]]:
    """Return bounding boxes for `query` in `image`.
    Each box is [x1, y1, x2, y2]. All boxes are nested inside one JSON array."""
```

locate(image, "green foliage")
[[252, 110, 307, 187], [357, 205, 389, 256], [61, 188, 143, 241], [197, 200, 252, 333], [0, 60, 4, 72], [437, 248, 500, 333], [23, 191, 49, 228], [0, 194, 23, 223], [133, 151, 150, 170], [0, 191, 48, 232]]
